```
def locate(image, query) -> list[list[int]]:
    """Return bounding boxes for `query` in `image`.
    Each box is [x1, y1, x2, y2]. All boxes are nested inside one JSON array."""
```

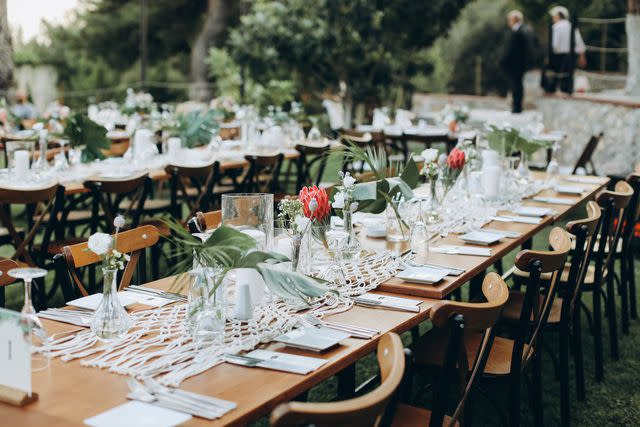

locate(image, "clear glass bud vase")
[[90, 268, 131, 342], [340, 209, 361, 261]]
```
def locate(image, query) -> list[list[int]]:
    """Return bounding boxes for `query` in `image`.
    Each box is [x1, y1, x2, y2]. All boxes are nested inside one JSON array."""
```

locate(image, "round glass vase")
[[90, 268, 131, 342]]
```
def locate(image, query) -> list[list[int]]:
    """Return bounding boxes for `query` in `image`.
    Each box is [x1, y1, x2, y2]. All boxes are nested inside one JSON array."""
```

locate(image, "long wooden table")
[[3, 174, 609, 426]]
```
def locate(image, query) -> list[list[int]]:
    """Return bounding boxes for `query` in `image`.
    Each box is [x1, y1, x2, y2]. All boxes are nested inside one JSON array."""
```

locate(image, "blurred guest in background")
[[545, 6, 586, 95], [11, 89, 37, 120], [501, 10, 533, 113]]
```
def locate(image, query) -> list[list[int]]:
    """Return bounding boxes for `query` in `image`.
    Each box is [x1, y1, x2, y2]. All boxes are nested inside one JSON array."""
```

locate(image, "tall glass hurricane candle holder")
[[221, 193, 274, 251], [5, 140, 35, 182]]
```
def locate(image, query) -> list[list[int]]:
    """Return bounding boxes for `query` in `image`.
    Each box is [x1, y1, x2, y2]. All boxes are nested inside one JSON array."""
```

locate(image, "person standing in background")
[[501, 10, 532, 113], [545, 6, 587, 95]]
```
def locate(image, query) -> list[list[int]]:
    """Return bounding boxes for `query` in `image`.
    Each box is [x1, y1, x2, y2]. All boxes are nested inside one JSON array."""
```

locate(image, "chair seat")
[[143, 198, 172, 211], [513, 263, 595, 285], [414, 329, 531, 377], [501, 290, 563, 324], [391, 403, 458, 427]]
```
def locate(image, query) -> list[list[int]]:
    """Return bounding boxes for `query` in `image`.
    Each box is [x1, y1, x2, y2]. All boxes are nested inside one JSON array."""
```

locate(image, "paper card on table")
[[246, 349, 327, 374], [357, 293, 423, 307], [84, 401, 192, 427], [67, 292, 136, 311], [275, 326, 350, 352], [512, 206, 554, 217], [0, 308, 31, 395], [459, 230, 503, 245], [555, 185, 585, 195], [491, 215, 542, 225], [121, 290, 177, 308], [531, 196, 575, 206], [396, 266, 448, 285], [431, 245, 492, 256], [564, 175, 602, 184]]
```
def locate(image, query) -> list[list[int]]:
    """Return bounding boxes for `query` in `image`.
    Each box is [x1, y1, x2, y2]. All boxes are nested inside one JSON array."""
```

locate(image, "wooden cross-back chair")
[[294, 143, 331, 192], [572, 131, 603, 175], [55, 225, 160, 302], [619, 173, 640, 327], [188, 210, 222, 234], [399, 272, 509, 427], [241, 153, 285, 194], [83, 173, 152, 234], [504, 202, 601, 426], [0, 258, 20, 308], [583, 180, 634, 382], [270, 332, 405, 427], [0, 182, 63, 265], [165, 161, 220, 222]]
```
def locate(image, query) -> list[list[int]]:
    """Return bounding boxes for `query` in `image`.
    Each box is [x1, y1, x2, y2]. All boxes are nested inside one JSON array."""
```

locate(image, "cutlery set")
[[125, 286, 187, 302]]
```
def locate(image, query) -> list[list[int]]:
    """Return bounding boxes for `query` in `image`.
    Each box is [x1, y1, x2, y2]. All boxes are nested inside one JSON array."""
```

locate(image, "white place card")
[[532, 196, 575, 206], [0, 308, 31, 395], [356, 293, 423, 308], [275, 326, 350, 352], [84, 401, 192, 427], [67, 292, 136, 311], [555, 185, 585, 195], [512, 206, 554, 217], [245, 349, 327, 374], [459, 230, 503, 245], [491, 215, 542, 225]]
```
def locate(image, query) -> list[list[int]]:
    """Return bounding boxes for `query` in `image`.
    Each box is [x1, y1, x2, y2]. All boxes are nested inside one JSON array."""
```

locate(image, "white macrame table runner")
[[36, 252, 406, 386]]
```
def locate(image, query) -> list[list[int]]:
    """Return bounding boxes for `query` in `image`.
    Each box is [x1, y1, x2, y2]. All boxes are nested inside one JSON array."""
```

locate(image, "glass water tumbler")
[[221, 193, 274, 251]]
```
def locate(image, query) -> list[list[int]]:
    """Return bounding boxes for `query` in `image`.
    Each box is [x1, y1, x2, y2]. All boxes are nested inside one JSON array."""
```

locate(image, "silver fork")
[[301, 313, 379, 339]]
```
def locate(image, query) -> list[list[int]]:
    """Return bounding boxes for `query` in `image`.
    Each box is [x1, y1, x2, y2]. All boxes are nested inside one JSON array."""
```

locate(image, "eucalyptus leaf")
[[257, 263, 333, 303]]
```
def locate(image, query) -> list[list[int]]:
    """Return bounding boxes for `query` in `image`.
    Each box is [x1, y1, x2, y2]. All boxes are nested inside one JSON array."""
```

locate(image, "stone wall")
[[412, 92, 640, 176], [536, 96, 640, 176]]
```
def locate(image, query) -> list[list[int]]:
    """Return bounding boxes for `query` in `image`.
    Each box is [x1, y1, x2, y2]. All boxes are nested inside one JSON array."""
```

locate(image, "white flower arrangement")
[[87, 215, 130, 270], [419, 149, 440, 181], [332, 171, 358, 213]]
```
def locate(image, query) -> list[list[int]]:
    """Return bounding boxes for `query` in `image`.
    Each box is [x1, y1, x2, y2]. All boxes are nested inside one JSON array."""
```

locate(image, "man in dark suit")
[[501, 10, 531, 113]]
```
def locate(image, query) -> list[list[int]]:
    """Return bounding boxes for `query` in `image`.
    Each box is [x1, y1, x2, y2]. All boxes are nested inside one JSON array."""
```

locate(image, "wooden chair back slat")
[[191, 210, 222, 233], [242, 153, 284, 194], [269, 332, 405, 427], [595, 180, 634, 276], [0, 259, 19, 287], [166, 161, 219, 222], [429, 272, 509, 427], [572, 131, 602, 175], [512, 228, 571, 368], [295, 143, 331, 190]]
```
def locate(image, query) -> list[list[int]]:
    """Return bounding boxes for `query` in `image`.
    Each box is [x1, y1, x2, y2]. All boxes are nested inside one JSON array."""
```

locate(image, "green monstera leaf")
[[64, 113, 111, 163]]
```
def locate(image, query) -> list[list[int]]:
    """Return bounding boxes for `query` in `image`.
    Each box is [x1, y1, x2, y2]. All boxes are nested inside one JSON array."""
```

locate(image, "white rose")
[[421, 148, 439, 163], [294, 215, 310, 234], [88, 233, 113, 256], [113, 214, 125, 229], [332, 192, 345, 209], [342, 172, 356, 188]]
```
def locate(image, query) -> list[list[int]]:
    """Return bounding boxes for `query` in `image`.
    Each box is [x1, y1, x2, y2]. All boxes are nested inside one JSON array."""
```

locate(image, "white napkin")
[[532, 196, 575, 205], [431, 245, 492, 256], [247, 350, 326, 374], [491, 215, 542, 225]]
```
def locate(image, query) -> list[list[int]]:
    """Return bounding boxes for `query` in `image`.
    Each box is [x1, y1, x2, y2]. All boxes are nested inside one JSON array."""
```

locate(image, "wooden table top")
[[1, 173, 609, 426]]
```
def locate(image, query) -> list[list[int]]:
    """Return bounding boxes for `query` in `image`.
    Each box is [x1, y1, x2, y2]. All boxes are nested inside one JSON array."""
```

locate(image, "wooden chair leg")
[[593, 285, 604, 382], [629, 251, 637, 319], [573, 309, 586, 402], [337, 363, 356, 398], [410, 325, 420, 345], [606, 271, 620, 360], [620, 256, 630, 335], [531, 352, 544, 427], [508, 373, 521, 427], [560, 325, 571, 426]]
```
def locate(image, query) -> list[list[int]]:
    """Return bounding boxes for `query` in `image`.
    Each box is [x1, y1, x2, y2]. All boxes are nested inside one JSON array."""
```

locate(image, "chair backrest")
[[0, 258, 20, 308], [269, 332, 405, 427], [165, 161, 219, 222], [0, 182, 63, 266], [512, 227, 572, 371], [572, 131, 603, 175], [242, 153, 285, 193], [57, 225, 160, 300], [563, 201, 602, 320], [83, 173, 152, 232], [594, 180, 634, 283], [620, 173, 640, 252], [428, 273, 509, 427], [189, 210, 222, 233], [295, 143, 331, 191]]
